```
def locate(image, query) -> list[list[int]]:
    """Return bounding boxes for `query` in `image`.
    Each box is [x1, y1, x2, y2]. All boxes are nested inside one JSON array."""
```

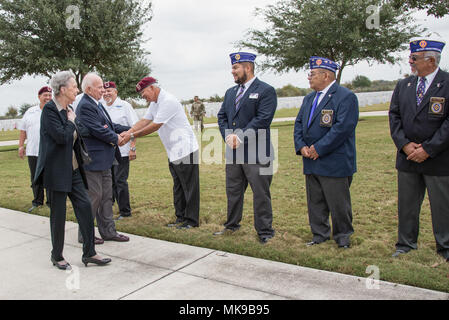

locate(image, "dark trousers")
[[112, 157, 131, 216], [396, 171, 449, 259], [28, 156, 50, 206], [79, 169, 118, 241], [168, 152, 200, 226], [305, 175, 354, 246], [225, 163, 275, 237], [49, 169, 96, 261]]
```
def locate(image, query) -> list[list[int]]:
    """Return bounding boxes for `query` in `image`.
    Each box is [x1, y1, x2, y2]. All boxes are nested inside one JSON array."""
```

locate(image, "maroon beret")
[[104, 81, 117, 89], [136, 77, 157, 93], [38, 86, 52, 95]]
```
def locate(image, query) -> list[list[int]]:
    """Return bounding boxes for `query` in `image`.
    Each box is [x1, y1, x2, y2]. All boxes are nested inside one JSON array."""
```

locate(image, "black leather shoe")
[[167, 220, 184, 227], [82, 256, 112, 267], [213, 227, 240, 236], [115, 214, 131, 221], [51, 257, 71, 270], [306, 241, 319, 247], [392, 250, 407, 258], [177, 222, 198, 230], [259, 235, 273, 244], [338, 244, 350, 249], [28, 205, 39, 213]]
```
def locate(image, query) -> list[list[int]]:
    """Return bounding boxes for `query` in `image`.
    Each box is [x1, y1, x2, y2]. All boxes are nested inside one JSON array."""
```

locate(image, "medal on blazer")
[[320, 109, 334, 127], [429, 97, 445, 116]]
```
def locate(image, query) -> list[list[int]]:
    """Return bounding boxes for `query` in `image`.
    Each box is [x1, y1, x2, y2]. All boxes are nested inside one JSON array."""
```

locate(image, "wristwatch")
[[130, 132, 135, 141], [130, 147, 136, 152]]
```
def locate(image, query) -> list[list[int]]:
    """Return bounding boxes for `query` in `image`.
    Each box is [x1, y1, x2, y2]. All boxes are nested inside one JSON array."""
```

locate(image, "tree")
[[239, 0, 425, 84], [19, 103, 33, 116], [352, 75, 372, 88], [5, 106, 18, 118], [390, 0, 449, 18], [0, 0, 152, 98]]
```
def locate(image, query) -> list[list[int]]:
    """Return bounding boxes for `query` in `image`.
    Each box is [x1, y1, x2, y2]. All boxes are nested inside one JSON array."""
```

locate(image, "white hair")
[[424, 51, 441, 66], [50, 71, 76, 96], [81, 72, 101, 93]]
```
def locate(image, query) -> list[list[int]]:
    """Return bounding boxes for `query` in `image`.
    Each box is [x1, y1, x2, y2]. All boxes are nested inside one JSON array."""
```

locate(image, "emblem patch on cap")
[[235, 54, 241, 61], [316, 59, 322, 66], [419, 40, 428, 48]]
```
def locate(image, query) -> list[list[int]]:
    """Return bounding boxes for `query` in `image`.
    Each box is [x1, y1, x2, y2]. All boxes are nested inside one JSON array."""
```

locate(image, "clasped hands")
[[403, 142, 429, 163], [117, 131, 132, 147], [225, 134, 241, 150], [300, 145, 319, 160]]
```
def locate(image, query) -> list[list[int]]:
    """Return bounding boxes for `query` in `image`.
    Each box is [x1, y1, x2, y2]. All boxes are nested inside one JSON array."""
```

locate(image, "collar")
[[318, 80, 336, 97], [53, 98, 65, 112], [420, 67, 439, 86], [87, 94, 100, 106]]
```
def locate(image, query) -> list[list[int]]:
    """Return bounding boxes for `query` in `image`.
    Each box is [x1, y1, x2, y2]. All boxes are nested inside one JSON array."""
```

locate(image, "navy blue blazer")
[[75, 94, 130, 172], [389, 69, 449, 176], [294, 82, 359, 177], [34, 100, 90, 192], [217, 78, 277, 164]]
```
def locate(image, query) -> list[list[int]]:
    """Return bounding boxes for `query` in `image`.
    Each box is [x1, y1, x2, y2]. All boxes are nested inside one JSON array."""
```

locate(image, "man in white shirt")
[[17, 86, 53, 212], [103, 81, 139, 220], [120, 77, 200, 229]]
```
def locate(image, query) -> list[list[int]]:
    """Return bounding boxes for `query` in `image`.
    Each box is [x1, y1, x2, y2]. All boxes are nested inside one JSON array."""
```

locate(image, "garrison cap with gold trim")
[[230, 52, 256, 65], [410, 39, 446, 53], [310, 56, 340, 73]]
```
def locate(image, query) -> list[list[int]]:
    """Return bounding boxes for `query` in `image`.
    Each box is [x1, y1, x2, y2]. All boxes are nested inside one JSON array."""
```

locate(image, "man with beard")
[[389, 39, 449, 261], [214, 52, 277, 244]]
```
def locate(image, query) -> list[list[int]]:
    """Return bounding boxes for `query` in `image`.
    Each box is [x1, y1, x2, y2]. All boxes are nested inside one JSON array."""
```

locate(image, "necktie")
[[235, 85, 245, 111], [308, 92, 322, 127], [416, 77, 426, 106], [98, 103, 111, 124]]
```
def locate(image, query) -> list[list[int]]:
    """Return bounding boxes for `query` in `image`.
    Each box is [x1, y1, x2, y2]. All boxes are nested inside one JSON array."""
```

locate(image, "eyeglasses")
[[308, 71, 325, 78], [409, 55, 428, 62]]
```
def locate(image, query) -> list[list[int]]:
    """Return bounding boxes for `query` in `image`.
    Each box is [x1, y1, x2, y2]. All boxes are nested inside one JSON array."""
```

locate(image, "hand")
[[120, 131, 131, 145], [226, 134, 241, 149], [67, 108, 76, 122], [300, 146, 311, 158], [18, 146, 25, 159], [407, 146, 429, 163], [309, 145, 319, 160], [117, 134, 125, 146], [129, 150, 137, 161], [402, 142, 421, 156]]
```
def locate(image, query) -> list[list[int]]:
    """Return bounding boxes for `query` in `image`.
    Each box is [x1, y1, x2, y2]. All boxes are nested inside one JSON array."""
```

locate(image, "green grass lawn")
[[0, 115, 448, 293]]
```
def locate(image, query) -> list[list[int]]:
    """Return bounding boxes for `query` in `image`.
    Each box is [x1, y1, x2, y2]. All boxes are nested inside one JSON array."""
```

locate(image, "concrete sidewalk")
[[0, 207, 447, 300]]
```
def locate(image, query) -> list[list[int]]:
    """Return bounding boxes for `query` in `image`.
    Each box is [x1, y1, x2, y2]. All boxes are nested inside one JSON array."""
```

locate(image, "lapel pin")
[[407, 83, 411, 87], [437, 83, 441, 88]]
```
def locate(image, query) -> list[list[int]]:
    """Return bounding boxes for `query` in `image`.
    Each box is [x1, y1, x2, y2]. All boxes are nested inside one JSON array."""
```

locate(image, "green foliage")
[[352, 75, 372, 88], [239, 0, 425, 83], [19, 103, 33, 116], [276, 84, 312, 97], [5, 106, 18, 118], [0, 0, 152, 99], [390, 0, 449, 17]]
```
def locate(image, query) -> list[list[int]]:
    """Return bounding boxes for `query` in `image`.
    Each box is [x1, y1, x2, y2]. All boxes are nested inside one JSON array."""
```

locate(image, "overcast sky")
[[1, 0, 449, 115]]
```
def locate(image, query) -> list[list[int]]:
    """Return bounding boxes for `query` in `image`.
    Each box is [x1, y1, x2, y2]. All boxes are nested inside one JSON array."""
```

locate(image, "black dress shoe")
[[115, 214, 131, 221], [259, 235, 273, 244], [51, 257, 71, 270], [392, 249, 407, 258], [338, 244, 350, 249], [213, 227, 240, 236], [306, 241, 319, 247], [82, 256, 112, 267], [28, 205, 38, 213], [105, 234, 129, 242], [176, 222, 198, 230], [167, 220, 184, 227]]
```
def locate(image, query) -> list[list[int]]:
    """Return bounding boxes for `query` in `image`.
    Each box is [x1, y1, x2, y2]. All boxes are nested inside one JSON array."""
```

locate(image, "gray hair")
[[50, 71, 76, 96], [424, 51, 441, 66], [81, 72, 101, 93]]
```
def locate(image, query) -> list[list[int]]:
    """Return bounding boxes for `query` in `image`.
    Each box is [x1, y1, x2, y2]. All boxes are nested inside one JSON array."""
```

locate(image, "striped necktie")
[[416, 77, 426, 106], [235, 85, 245, 111]]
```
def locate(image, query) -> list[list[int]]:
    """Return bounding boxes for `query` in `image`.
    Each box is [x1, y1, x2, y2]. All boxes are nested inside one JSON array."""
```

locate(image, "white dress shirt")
[[16, 105, 42, 157], [144, 89, 199, 162], [416, 67, 439, 96], [103, 97, 139, 157]]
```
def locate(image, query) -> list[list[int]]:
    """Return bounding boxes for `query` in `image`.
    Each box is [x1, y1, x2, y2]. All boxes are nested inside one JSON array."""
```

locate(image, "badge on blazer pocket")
[[320, 110, 334, 127], [429, 97, 445, 116]]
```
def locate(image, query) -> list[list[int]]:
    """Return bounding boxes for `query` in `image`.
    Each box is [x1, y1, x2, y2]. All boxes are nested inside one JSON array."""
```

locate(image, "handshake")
[[117, 130, 133, 147]]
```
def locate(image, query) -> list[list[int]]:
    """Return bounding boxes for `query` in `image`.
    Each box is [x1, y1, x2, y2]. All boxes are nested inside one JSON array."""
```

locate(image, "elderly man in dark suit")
[[294, 56, 359, 249], [34, 70, 111, 269], [76, 73, 130, 243], [215, 52, 277, 244], [389, 39, 449, 261]]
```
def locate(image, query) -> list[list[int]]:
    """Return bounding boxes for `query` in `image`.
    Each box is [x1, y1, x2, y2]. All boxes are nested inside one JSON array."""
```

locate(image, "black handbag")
[[78, 134, 92, 166]]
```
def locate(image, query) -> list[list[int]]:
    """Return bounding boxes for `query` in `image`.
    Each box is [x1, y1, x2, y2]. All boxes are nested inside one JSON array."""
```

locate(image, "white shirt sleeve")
[[143, 102, 155, 121], [153, 100, 179, 124], [16, 110, 29, 131], [126, 102, 139, 126]]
